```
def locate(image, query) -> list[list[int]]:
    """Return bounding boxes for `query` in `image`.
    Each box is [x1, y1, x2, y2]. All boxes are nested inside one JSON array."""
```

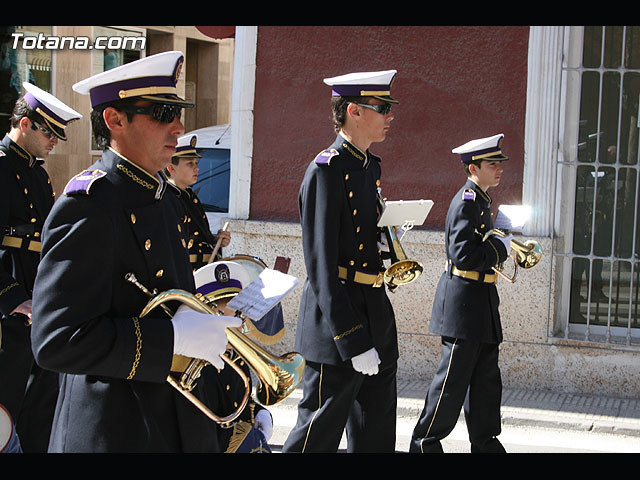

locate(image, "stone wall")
[[221, 219, 640, 399]]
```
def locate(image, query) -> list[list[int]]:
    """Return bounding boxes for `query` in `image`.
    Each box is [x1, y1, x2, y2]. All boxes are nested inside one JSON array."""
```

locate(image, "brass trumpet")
[[377, 190, 424, 288], [482, 229, 543, 283], [125, 273, 305, 425]]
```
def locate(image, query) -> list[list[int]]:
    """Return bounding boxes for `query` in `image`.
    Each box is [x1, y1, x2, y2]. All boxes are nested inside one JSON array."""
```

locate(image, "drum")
[[0, 404, 20, 453], [203, 255, 285, 345], [220, 254, 268, 284]]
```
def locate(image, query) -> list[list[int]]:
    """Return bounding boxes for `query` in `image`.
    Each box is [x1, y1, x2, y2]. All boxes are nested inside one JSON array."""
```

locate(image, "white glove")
[[171, 304, 242, 370], [377, 234, 390, 252], [254, 409, 273, 441], [351, 347, 381, 376], [495, 233, 513, 256]]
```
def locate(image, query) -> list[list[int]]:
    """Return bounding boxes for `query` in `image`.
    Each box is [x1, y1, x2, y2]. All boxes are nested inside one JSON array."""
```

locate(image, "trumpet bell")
[[513, 239, 543, 269], [481, 228, 543, 283], [383, 259, 424, 288], [226, 327, 304, 406]]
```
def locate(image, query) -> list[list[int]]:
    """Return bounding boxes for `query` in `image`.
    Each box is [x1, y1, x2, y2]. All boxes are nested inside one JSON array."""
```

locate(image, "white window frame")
[[228, 26, 257, 220]]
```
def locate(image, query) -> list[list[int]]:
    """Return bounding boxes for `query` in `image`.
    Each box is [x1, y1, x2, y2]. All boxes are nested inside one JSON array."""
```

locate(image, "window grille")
[[555, 26, 640, 345]]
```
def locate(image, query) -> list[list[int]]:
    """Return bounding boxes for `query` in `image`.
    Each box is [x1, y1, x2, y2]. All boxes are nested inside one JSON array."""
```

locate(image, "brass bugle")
[[125, 273, 305, 425], [482, 228, 543, 283], [377, 190, 424, 288]]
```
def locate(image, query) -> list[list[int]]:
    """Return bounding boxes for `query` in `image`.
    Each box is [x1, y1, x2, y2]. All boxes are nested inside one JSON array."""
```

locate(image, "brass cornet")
[[482, 229, 543, 283], [125, 273, 305, 426], [377, 190, 424, 289]]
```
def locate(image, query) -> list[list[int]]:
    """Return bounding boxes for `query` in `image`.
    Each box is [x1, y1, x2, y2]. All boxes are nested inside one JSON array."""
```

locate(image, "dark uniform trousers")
[[410, 338, 503, 453], [0, 135, 59, 452], [283, 360, 397, 453], [31, 149, 221, 452], [410, 179, 508, 454], [283, 135, 399, 453]]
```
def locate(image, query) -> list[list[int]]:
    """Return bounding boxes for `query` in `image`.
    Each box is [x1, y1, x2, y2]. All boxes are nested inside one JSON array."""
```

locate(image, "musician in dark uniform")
[[0, 82, 81, 452], [193, 260, 273, 453], [409, 134, 512, 453], [283, 70, 400, 453], [30, 51, 241, 453], [165, 134, 230, 270]]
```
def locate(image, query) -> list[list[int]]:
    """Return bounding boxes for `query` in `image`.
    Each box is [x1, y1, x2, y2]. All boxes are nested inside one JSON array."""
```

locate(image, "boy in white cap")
[[410, 133, 511, 453], [283, 69, 399, 453], [0, 82, 81, 452], [165, 134, 230, 269], [31, 51, 241, 452]]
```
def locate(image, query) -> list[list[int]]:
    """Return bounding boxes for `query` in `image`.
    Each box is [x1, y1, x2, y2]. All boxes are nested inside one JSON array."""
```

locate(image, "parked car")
[[179, 124, 231, 213]]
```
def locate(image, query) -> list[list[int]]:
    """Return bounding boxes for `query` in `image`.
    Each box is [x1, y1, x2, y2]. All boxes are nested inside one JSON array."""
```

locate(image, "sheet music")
[[493, 205, 531, 232], [227, 268, 300, 321], [377, 199, 433, 228]]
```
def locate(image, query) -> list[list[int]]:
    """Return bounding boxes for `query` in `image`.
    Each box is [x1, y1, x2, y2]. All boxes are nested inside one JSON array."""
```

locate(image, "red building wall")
[[250, 26, 529, 229]]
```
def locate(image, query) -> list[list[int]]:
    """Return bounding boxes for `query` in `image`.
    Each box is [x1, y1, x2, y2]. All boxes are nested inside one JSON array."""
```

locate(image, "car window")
[[192, 147, 230, 212]]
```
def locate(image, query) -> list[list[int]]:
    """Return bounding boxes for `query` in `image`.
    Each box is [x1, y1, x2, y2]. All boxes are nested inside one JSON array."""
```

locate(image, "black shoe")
[[470, 437, 506, 453], [409, 438, 444, 453]]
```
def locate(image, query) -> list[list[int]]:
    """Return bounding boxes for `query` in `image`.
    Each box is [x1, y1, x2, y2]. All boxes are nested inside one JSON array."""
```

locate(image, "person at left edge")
[[0, 82, 81, 453], [165, 134, 230, 270], [30, 51, 241, 453]]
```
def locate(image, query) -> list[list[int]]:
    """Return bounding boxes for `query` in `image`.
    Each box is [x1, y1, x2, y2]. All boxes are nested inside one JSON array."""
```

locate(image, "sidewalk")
[[396, 378, 640, 438], [267, 377, 640, 452]]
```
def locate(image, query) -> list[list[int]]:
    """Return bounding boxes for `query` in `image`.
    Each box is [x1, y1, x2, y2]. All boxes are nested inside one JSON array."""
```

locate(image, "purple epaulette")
[[63, 169, 107, 196], [314, 148, 339, 166], [462, 188, 476, 201]]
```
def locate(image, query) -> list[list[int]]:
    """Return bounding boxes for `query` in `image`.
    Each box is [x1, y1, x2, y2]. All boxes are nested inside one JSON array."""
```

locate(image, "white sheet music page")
[[377, 199, 434, 228], [227, 268, 300, 321], [493, 205, 531, 232]]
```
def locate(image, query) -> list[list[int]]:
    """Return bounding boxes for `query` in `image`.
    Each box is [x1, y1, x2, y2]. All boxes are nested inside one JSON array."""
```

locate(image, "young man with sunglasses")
[[409, 134, 511, 453], [0, 82, 81, 453], [30, 51, 241, 453], [283, 70, 400, 453]]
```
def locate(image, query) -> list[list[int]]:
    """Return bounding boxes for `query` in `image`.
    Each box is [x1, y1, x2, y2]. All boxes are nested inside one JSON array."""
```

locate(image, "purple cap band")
[[89, 75, 176, 107], [196, 279, 243, 296], [23, 92, 67, 126], [330, 84, 391, 97], [459, 146, 501, 163]]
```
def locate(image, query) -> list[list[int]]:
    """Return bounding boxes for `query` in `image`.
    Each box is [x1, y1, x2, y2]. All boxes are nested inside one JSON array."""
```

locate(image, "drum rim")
[[0, 403, 14, 452], [221, 254, 268, 268]]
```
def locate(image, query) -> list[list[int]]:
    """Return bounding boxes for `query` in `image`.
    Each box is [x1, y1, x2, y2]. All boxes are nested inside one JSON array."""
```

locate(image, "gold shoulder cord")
[[333, 324, 364, 341], [0, 282, 19, 297], [127, 317, 142, 380]]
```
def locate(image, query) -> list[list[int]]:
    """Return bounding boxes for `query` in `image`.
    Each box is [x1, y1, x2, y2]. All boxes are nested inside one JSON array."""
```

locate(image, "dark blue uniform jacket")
[[429, 179, 509, 343], [0, 134, 55, 421], [295, 135, 398, 368], [31, 148, 220, 452]]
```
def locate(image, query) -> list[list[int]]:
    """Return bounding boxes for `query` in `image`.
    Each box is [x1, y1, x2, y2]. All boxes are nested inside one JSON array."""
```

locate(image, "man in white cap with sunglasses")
[[31, 51, 241, 453], [283, 69, 400, 453], [0, 82, 81, 453]]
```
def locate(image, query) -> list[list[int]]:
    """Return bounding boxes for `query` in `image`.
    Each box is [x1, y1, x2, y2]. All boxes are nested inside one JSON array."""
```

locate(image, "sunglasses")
[[31, 121, 58, 140], [119, 103, 183, 123], [354, 103, 392, 115]]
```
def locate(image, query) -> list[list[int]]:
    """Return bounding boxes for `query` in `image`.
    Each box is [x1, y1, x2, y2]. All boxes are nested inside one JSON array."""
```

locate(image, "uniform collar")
[[2, 134, 38, 168], [466, 178, 492, 205], [106, 147, 167, 200], [166, 178, 195, 199], [335, 133, 370, 169]]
